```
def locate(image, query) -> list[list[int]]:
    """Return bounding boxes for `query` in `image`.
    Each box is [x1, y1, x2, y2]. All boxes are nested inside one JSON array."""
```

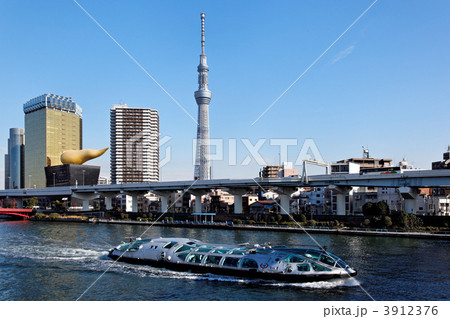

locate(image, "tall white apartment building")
[[110, 104, 159, 184]]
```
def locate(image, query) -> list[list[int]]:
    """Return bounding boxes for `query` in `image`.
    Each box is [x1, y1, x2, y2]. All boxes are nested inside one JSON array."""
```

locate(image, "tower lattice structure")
[[194, 13, 212, 180]]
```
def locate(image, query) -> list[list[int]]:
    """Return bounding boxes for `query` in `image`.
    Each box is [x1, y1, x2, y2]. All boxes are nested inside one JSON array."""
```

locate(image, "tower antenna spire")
[[201, 12, 205, 55]]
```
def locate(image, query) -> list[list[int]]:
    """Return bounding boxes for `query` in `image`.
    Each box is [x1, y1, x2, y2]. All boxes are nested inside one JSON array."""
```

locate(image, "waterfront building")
[[97, 176, 110, 185], [351, 158, 426, 214], [293, 187, 327, 215], [194, 13, 212, 180], [23, 94, 82, 189], [260, 163, 298, 178], [110, 104, 159, 184], [4, 128, 25, 189], [279, 162, 298, 177], [110, 104, 159, 212], [333, 148, 392, 171], [261, 165, 282, 178], [330, 162, 360, 174], [328, 149, 393, 214]]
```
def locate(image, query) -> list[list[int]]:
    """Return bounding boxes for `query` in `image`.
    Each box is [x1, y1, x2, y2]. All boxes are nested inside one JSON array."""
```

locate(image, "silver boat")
[[108, 237, 357, 282]]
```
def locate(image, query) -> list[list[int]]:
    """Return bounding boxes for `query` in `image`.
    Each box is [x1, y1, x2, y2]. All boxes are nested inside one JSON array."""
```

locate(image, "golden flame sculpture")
[[61, 147, 109, 165]]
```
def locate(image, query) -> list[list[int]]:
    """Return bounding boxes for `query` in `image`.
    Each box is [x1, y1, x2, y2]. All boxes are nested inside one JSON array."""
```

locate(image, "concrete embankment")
[[87, 218, 450, 240]]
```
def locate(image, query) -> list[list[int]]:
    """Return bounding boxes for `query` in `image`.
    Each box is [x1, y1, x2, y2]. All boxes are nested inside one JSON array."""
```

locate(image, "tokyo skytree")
[[194, 13, 212, 180]]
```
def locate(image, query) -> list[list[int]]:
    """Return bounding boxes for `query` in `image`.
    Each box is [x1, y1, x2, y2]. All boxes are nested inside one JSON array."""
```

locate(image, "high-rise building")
[[4, 139, 10, 189], [4, 128, 25, 189], [23, 94, 82, 188], [110, 104, 159, 184], [194, 13, 212, 180]]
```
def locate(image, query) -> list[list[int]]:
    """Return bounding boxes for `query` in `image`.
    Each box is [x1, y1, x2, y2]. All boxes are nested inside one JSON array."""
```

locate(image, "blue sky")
[[1, 0, 449, 185]]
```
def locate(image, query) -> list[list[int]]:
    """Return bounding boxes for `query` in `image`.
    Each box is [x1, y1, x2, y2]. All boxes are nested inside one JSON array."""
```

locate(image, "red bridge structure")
[[0, 208, 33, 219]]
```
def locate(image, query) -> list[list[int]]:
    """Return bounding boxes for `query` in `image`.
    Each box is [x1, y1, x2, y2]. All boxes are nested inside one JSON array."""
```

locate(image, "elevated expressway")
[[1, 170, 450, 215]]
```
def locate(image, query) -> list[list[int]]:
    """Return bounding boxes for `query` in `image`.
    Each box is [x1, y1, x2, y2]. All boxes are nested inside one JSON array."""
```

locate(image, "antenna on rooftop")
[[362, 146, 370, 159]]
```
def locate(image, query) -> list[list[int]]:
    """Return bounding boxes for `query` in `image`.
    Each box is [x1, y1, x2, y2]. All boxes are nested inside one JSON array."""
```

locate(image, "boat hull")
[[108, 251, 356, 283]]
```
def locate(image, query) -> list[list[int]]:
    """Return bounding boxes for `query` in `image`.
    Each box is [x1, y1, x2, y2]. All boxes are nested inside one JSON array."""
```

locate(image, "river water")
[[0, 220, 448, 301]]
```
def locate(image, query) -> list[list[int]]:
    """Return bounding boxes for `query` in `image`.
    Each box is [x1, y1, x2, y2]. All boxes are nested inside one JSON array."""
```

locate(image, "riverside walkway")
[[86, 218, 450, 240]]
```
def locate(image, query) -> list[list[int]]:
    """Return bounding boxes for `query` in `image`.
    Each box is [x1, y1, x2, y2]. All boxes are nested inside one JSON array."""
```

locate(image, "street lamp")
[[53, 173, 56, 188]]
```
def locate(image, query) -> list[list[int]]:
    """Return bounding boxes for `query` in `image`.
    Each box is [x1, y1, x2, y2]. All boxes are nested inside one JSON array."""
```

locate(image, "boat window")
[[211, 249, 229, 254], [297, 264, 310, 272], [284, 255, 305, 263], [163, 241, 178, 249], [319, 254, 337, 266], [135, 239, 151, 244], [241, 258, 258, 269], [336, 259, 348, 269], [229, 250, 246, 255], [127, 244, 142, 252], [186, 254, 205, 263], [186, 242, 201, 247], [305, 250, 320, 260], [119, 243, 142, 252], [222, 257, 241, 267], [174, 245, 193, 253], [176, 251, 190, 261], [196, 248, 212, 253], [203, 255, 222, 265], [310, 262, 331, 272]]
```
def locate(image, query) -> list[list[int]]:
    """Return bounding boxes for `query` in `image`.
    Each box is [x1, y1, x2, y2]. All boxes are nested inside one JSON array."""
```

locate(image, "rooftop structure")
[[432, 146, 450, 170], [23, 93, 82, 117]]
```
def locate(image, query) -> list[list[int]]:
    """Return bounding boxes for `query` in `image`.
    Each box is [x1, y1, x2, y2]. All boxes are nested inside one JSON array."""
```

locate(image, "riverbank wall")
[[83, 218, 450, 240]]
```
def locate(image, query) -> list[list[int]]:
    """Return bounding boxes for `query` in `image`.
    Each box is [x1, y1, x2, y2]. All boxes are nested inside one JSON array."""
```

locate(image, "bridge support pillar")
[[129, 194, 138, 212], [279, 194, 291, 215], [104, 196, 113, 210], [195, 195, 202, 214], [83, 200, 90, 211], [272, 187, 297, 215], [161, 195, 169, 213], [328, 185, 352, 216], [153, 191, 173, 213], [336, 194, 346, 216], [227, 188, 248, 214], [399, 187, 419, 214], [124, 191, 147, 213], [190, 190, 210, 215], [98, 192, 119, 211], [72, 193, 100, 212]]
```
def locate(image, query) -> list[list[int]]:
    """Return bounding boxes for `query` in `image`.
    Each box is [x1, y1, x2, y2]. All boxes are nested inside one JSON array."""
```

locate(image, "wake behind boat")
[[108, 237, 356, 282]]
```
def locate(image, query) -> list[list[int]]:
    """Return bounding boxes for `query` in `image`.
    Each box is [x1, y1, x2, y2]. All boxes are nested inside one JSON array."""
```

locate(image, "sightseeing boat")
[[108, 237, 357, 282]]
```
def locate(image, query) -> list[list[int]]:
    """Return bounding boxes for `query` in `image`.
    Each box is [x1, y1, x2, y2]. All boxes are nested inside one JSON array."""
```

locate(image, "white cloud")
[[331, 45, 355, 64]]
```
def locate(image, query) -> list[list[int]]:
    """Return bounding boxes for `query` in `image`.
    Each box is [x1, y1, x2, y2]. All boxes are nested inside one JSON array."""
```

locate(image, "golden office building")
[[23, 94, 82, 188]]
